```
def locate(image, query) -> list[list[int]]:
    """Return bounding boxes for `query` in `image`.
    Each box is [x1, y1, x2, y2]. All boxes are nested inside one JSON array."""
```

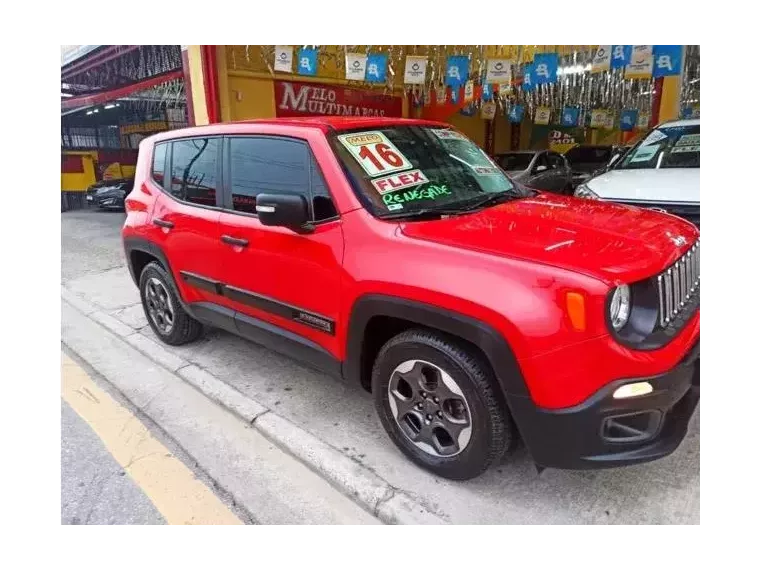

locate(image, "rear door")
[[148, 137, 226, 306], [216, 135, 344, 360]]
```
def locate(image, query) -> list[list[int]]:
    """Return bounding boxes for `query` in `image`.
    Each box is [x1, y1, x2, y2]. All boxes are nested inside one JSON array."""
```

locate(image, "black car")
[[493, 150, 573, 194], [563, 145, 616, 188], [85, 178, 133, 210]]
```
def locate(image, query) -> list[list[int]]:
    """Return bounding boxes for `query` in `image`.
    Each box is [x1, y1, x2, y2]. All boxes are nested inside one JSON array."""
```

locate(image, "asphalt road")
[[61, 208, 700, 524], [61, 348, 249, 525]]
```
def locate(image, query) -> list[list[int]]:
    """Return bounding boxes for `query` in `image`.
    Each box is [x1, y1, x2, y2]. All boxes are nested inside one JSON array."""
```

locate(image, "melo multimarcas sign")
[[275, 80, 403, 118]]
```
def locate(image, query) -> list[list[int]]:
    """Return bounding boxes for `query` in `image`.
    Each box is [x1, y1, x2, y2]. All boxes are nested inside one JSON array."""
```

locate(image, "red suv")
[[122, 117, 700, 480]]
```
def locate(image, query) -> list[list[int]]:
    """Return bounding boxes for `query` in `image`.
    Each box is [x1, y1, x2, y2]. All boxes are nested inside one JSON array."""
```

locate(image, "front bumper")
[[510, 339, 699, 470]]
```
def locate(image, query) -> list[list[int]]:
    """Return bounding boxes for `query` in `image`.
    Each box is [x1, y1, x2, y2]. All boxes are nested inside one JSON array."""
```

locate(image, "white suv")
[[574, 118, 699, 227], [575, 119, 705, 388]]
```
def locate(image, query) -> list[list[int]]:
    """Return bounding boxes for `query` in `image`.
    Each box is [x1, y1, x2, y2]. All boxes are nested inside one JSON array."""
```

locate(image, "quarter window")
[[152, 143, 167, 185], [169, 138, 219, 207]]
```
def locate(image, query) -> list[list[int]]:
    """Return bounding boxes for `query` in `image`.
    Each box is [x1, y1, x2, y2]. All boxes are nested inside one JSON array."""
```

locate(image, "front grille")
[[657, 240, 700, 328]]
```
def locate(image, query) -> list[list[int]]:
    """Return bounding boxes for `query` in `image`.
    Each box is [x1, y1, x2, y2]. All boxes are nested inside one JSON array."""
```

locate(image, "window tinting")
[[310, 155, 337, 220], [496, 153, 534, 171], [170, 138, 218, 207], [547, 153, 565, 169], [229, 138, 309, 214], [152, 143, 167, 185]]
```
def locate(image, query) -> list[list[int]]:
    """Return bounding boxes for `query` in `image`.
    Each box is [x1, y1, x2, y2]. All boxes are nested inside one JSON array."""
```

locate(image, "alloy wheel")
[[145, 277, 174, 335], [387, 359, 473, 457]]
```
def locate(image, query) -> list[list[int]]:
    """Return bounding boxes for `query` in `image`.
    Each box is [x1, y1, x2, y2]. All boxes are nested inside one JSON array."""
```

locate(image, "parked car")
[[575, 119, 700, 227], [493, 150, 573, 194], [563, 145, 614, 188], [123, 117, 700, 480], [86, 178, 133, 210]]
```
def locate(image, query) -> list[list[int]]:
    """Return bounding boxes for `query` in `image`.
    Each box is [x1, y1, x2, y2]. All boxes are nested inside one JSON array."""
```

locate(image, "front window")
[[331, 126, 529, 218], [617, 124, 700, 170]]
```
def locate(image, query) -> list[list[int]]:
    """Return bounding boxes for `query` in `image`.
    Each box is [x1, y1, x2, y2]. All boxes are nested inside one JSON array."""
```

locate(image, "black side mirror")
[[255, 193, 313, 233]]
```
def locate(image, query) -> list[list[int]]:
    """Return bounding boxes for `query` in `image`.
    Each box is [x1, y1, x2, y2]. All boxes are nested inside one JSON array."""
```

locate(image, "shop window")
[[170, 138, 218, 207]]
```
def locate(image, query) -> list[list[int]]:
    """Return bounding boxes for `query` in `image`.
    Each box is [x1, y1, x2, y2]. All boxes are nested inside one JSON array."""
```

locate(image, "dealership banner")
[[446, 56, 470, 87], [274, 46, 293, 73], [345, 53, 367, 80], [486, 59, 511, 83], [365, 53, 388, 83], [591, 46, 612, 73], [404, 56, 427, 84], [611, 45, 631, 69], [653, 45, 683, 77], [625, 45, 653, 79], [275, 80, 403, 118]]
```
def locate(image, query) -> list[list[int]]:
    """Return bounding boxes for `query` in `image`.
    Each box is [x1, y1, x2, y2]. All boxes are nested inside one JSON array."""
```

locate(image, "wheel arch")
[[123, 236, 188, 308], [343, 294, 531, 403]]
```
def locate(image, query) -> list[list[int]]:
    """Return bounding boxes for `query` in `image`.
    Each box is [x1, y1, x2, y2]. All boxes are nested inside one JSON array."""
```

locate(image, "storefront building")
[[184, 45, 697, 149]]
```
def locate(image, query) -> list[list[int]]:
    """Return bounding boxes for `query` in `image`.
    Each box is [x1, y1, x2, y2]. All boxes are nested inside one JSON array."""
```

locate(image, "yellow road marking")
[[61, 353, 243, 525]]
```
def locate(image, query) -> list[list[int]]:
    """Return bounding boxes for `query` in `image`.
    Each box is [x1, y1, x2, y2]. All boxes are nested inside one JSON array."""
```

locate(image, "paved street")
[[61, 208, 700, 524], [61, 350, 244, 524]]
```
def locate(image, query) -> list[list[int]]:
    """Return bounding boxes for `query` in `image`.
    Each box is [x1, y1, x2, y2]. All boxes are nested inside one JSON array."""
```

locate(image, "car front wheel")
[[372, 329, 513, 480]]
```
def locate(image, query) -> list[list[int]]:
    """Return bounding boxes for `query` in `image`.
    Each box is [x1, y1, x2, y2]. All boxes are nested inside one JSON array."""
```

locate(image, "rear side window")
[[228, 137, 336, 220], [152, 143, 167, 184], [169, 138, 219, 207]]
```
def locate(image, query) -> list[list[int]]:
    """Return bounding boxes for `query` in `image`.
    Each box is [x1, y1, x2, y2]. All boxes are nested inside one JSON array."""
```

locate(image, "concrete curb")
[[61, 286, 447, 525]]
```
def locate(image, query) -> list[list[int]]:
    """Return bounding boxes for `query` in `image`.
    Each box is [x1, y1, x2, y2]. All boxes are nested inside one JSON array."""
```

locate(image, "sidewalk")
[[62, 290, 438, 524]]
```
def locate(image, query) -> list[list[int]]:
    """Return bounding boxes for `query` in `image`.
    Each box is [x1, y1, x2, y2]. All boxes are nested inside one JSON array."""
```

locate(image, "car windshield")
[[331, 126, 528, 218], [495, 153, 534, 171], [617, 124, 700, 170]]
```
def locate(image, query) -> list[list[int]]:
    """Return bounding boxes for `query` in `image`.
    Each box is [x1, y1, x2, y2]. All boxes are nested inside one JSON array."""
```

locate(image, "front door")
[[148, 137, 226, 306], [216, 136, 344, 360]]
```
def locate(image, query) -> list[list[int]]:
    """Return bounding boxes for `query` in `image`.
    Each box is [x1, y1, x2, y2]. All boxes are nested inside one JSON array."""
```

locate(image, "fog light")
[[613, 381, 653, 399]]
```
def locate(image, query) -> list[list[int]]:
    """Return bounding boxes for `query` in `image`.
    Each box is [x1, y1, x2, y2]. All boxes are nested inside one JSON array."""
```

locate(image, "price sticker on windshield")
[[431, 129, 468, 141], [672, 134, 700, 153], [337, 131, 413, 177]]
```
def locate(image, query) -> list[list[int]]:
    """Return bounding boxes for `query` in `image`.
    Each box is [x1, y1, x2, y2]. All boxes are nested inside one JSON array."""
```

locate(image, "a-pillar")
[[181, 45, 221, 126]]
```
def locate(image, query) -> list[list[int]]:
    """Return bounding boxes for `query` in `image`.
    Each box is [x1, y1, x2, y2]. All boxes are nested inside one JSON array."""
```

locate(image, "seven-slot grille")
[[657, 240, 700, 328]]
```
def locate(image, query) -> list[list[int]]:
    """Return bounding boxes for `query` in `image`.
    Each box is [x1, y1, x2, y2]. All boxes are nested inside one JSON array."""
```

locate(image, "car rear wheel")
[[372, 328, 513, 480], [139, 262, 203, 345]]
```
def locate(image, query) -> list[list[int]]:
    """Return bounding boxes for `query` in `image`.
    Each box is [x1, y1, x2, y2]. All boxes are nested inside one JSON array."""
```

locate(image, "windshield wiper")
[[377, 207, 471, 221], [452, 190, 524, 212]]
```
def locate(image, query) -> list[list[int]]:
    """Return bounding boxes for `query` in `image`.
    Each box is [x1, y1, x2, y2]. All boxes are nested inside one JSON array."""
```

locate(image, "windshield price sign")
[[371, 169, 429, 194], [337, 131, 413, 177]]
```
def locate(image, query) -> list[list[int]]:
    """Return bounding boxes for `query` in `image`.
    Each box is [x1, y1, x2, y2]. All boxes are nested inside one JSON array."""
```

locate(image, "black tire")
[[372, 328, 513, 480], [139, 261, 203, 346]]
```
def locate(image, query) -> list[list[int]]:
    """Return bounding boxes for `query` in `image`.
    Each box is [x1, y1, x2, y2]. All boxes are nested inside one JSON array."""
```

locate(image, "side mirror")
[[534, 165, 548, 174], [255, 193, 313, 233]]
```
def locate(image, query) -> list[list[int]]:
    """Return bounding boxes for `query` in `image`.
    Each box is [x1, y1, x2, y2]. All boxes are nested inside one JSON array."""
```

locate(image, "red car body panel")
[[123, 117, 700, 413]]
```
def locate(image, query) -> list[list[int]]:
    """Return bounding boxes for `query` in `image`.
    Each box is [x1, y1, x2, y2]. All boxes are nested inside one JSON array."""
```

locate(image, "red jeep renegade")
[[122, 117, 700, 480]]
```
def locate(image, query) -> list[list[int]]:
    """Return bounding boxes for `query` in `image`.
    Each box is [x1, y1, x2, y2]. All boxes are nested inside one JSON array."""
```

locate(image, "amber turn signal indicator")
[[566, 292, 586, 331]]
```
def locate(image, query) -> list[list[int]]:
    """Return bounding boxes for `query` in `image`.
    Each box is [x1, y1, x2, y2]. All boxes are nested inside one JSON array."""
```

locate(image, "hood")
[[585, 168, 699, 203], [399, 193, 699, 283], [95, 186, 123, 195]]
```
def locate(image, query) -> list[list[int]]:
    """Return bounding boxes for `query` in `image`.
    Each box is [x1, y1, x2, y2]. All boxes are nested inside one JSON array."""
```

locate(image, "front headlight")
[[609, 285, 631, 331], [574, 184, 599, 199]]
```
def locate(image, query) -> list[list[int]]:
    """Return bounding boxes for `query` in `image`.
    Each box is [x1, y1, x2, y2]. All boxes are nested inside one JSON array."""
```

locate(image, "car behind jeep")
[[122, 117, 700, 480]]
